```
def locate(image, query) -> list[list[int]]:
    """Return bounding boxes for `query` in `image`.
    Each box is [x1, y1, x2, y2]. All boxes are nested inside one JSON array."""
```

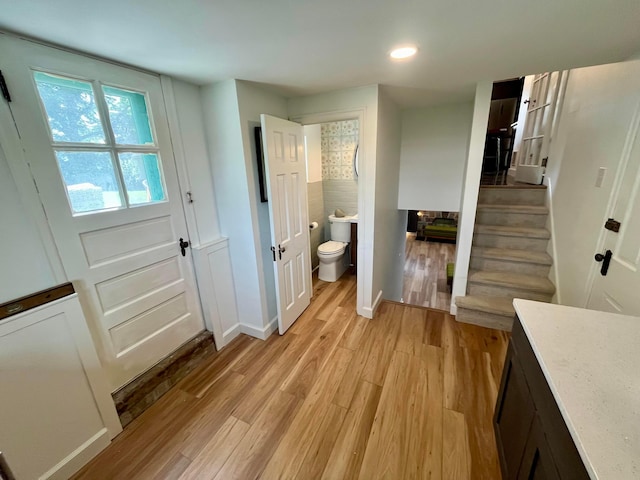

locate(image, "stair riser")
[[470, 257, 551, 276], [478, 189, 546, 206], [476, 211, 547, 228], [456, 307, 514, 332], [468, 283, 553, 302], [473, 234, 549, 251]]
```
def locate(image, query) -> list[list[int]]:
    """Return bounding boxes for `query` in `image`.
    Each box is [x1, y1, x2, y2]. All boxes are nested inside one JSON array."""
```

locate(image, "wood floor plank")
[[155, 452, 192, 480], [212, 390, 300, 480], [358, 350, 414, 479], [260, 347, 353, 479], [443, 409, 471, 480], [396, 306, 426, 356], [361, 304, 402, 386], [424, 309, 445, 347], [280, 309, 351, 399], [296, 402, 347, 479], [322, 380, 381, 479], [338, 314, 369, 351], [179, 416, 250, 480]]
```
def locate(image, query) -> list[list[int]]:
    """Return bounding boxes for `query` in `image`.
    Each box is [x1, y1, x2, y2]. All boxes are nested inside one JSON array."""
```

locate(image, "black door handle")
[[278, 244, 286, 260], [179, 238, 190, 257], [594, 249, 612, 276]]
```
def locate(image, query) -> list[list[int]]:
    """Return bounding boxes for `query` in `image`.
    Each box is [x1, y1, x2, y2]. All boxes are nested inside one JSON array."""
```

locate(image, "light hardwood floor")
[[74, 274, 508, 480], [403, 233, 456, 310]]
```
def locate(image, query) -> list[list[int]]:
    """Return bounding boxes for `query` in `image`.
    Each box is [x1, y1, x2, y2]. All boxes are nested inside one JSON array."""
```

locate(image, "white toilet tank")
[[329, 214, 352, 242]]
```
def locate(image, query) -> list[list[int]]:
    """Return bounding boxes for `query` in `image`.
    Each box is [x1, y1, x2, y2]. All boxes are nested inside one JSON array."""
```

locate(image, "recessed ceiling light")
[[390, 45, 418, 59]]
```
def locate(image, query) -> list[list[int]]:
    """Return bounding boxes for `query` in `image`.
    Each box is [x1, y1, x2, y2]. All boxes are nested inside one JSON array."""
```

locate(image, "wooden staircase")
[[456, 185, 555, 330]]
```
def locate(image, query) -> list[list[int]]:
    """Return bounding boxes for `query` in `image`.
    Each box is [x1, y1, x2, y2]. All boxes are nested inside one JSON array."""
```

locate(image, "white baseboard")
[[450, 303, 458, 316], [361, 290, 383, 319], [240, 316, 278, 340], [221, 324, 241, 346], [44, 428, 110, 480]]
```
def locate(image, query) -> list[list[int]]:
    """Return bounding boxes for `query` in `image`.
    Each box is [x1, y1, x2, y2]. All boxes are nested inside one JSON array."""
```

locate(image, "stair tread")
[[469, 270, 556, 294], [455, 295, 515, 317], [472, 247, 553, 265], [480, 184, 547, 190], [477, 204, 548, 214], [475, 224, 551, 239]]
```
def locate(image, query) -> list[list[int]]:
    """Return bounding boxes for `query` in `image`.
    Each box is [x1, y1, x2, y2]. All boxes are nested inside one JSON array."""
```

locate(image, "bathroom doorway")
[[303, 119, 359, 285], [403, 210, 457, 310]]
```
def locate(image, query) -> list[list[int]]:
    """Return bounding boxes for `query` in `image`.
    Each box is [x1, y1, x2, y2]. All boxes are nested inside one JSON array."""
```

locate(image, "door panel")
[[588, 108, 640, 314], [261, 114, 312, 334], [0, 35, 204, 390]]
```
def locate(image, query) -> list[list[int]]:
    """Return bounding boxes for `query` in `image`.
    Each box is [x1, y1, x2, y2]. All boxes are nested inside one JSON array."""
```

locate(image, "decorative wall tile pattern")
[[321, 119, 359, 180]]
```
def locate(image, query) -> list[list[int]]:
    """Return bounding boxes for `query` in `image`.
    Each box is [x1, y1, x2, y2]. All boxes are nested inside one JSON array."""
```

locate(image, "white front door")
[[0, 36, 204, 390], [260, 114, 312, 334], [587, 109, 640, 315]]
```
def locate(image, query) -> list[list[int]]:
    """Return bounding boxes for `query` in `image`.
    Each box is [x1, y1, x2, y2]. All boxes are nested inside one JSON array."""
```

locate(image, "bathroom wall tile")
[[329, 151, 340, 165], [321, 137, 329, 150], [327, 122, 341, 136], [322, 165, 329, 179], [341, 120, 357, 135], [321, 123, 330, 136], [341, 165, 354, 179], [329, 136, 341, 151], [321, 151, 328, 164], [341, 135, 357, 150], [341, 150, 354, 165], [329, 165, 341, 179]]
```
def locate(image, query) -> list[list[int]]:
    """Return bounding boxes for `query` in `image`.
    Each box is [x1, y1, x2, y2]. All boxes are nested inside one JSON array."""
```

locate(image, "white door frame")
[[289, 108, 366, 316]]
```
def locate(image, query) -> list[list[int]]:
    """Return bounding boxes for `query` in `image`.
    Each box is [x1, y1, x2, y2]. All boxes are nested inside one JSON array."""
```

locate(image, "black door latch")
[[179, 238, 190, 257], [594, 249, 613, 276], [604, 218, 621, 232]]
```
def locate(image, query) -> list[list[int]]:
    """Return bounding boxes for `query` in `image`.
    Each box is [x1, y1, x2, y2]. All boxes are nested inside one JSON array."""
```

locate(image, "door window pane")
[[118, 152, 166, 205], [34, 72, 106, 144], [103, 86, 154, 145], [55, 151, 122, 213]]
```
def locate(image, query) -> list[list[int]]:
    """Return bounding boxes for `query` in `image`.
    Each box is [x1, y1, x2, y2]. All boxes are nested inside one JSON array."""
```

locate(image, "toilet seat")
[[318, 240, 346, 255]]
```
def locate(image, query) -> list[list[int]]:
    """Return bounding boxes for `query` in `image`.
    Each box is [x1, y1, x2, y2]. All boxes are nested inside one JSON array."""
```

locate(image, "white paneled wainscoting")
[[191, 237, 241, 349], [0, 289, 121, 479]]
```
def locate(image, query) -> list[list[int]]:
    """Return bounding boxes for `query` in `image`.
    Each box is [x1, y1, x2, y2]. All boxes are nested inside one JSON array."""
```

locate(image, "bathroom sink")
[[350, 213, 358, 223]]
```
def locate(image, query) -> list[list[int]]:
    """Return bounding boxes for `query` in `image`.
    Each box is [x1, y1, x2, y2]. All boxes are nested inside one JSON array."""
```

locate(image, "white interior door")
[[261, 114, 312, 334], [587, 111, 640, 315], [515, 72, 565, 184], [0, 36, 204, 390]]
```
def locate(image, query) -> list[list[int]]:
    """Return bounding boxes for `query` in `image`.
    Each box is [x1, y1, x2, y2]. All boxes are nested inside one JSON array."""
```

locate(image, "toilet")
[[318, 214, 352, 282]]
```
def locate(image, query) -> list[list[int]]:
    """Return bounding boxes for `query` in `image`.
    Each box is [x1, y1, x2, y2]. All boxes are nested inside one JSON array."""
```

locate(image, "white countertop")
[[513, 299, 640, 480]]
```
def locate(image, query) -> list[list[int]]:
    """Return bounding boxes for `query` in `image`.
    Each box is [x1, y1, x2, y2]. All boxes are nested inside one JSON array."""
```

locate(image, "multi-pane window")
[[33, 72, 166, 214]]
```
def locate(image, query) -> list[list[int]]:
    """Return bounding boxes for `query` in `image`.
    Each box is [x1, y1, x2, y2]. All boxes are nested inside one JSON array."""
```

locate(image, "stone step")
[[476, 204, 548, 228], [455, 295, 515, 331], [470, 247, 553, 276], [478, 185, 546, 206], [473, 225, 550, 251], [468, 270, 555, 302]]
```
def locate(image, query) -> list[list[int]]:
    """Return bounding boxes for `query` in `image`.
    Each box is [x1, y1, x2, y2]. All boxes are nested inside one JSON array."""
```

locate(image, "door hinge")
[[604, 218, 621, 233], [0, 71, 11, 102]]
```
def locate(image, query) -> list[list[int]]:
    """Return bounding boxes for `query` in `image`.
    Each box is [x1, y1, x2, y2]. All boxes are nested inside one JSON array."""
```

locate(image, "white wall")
[[288, 85, 380, 317], [304, 124, 322, 183], [374, 87, 407, 303], [201, 80, 269, 335], [545, 60, 640, 307], [451, 82, 493, 313], [0, 145, 57, 303], [235, 80, 288, 330], [397, 102, 474, 212]]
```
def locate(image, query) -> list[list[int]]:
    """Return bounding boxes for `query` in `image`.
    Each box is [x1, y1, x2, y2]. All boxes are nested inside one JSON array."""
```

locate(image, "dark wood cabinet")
[[350, 222, 357, 274], [494, 316, 589, 480]]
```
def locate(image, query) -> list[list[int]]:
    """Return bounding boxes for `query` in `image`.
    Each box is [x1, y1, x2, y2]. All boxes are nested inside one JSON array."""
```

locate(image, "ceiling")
[[0, 0, 638, 107]]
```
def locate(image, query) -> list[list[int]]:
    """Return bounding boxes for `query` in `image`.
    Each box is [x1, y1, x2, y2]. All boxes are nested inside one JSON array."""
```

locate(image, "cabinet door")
[[517, 415, 561, 480], [494, 344, 537, 479]]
